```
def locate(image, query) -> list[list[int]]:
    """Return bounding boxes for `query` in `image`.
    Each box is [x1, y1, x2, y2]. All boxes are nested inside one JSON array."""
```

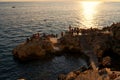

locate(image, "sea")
[[0, 1, 120, 80]]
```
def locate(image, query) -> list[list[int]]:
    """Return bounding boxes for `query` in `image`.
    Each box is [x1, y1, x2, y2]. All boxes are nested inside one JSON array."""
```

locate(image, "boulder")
[[102, 56, 111, 66], [13, 39, 54, 61], [66, 72, 77, 80]]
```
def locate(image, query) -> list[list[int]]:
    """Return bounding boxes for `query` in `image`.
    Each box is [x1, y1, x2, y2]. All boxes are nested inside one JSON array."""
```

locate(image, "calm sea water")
[[0, 1, 120, 80]]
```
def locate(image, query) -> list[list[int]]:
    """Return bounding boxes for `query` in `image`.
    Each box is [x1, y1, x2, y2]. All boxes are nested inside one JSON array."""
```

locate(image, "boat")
[[12, 6, 15, 8]]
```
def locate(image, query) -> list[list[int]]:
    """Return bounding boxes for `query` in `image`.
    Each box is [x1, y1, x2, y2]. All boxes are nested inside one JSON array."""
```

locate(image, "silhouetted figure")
[[76, 28, 80, 35], [61, 32, 64, 37], [71, 29, 74, 35], [26, 38, 29, 43], [43, 33, 46, 37], [69, 25, 72, 31], [37, 32, 40, 38], [90, 27, 93, 30], [32, 34, 36, 38]]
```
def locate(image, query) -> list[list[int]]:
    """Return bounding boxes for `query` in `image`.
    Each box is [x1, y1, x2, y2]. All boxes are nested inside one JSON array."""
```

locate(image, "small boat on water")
[[12, 6, 15, 8]]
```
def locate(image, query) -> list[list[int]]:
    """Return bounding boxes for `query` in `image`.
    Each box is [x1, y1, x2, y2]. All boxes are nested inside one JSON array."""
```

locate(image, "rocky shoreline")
[[58, 22, 120, 80], [13, 22, 120, 80], [12, 25, 90, 62]]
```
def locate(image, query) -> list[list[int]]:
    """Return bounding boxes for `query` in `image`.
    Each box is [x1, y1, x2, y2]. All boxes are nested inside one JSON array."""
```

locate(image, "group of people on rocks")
[[26, 33, 40, 43], [59, 25, 81, 37], [111, 22, 120, 27], [67, 25, 95, 35], [68, 25, 81, 35], [25, 32, 58, 43], [25, 24, 113, 44], [25, 24, 101, 43], [43, 33, 58, 38]]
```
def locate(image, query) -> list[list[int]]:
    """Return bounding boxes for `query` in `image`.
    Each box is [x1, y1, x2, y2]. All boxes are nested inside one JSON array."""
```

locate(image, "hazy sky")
[[0, 0, 120, 2]]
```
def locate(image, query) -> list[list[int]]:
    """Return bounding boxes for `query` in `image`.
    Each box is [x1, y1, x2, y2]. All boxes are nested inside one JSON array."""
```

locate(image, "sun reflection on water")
[[80, 1, 101, 28]]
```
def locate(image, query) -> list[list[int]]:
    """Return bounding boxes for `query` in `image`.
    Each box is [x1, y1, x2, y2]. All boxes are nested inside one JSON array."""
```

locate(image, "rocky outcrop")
[[58, 33, 82, 54], [13, 36, 54, 61], [12, 32, 87, 61], [111, 23, 120, 55], [58, 22, 120, 80], [13, 22, 120, 70], [84, 23, 120, 70], [58, 67, 120, 80]]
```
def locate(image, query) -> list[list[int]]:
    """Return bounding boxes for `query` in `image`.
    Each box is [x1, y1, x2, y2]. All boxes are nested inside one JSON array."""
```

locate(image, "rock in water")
[[12, 36, 54, 61]]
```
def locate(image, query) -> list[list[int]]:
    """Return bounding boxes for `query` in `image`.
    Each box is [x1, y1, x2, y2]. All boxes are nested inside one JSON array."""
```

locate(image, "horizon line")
[[0, 0, 120, 2]]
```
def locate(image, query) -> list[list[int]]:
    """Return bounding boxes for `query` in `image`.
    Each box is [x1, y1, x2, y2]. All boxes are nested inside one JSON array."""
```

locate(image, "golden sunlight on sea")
[[80, 1, 101, 28]]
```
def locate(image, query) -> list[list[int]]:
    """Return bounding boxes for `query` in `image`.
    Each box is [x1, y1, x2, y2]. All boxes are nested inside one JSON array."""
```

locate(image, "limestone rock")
[[13, 39, 54, 61]]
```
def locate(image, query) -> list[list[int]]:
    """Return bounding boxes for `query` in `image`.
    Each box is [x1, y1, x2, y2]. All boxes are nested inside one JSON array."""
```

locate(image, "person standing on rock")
[[61, 32, 64, 37], [69, 25, 72, 32], [26, 38, 29, 43]]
